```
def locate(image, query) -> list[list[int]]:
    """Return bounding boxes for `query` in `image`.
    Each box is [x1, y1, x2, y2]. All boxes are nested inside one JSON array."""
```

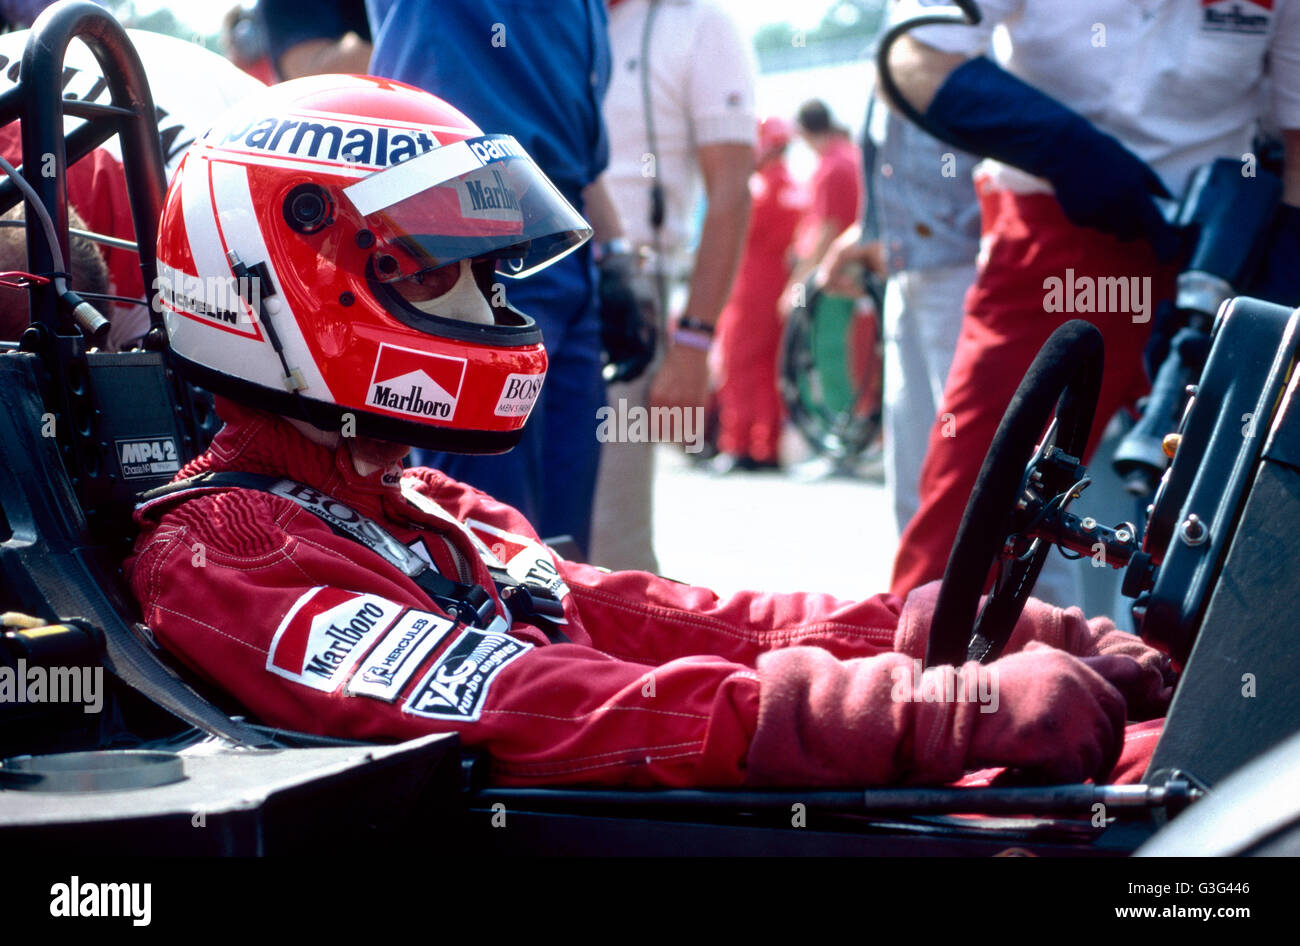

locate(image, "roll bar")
[[6, 0, 167, 335]]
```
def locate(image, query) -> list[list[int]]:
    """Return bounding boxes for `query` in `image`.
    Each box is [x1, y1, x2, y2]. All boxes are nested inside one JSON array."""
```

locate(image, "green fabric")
[[800, 293, 857, 422]]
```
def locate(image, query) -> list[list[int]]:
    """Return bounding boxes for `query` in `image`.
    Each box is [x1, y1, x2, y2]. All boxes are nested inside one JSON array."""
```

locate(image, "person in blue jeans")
[[366, 0, 614, 553]]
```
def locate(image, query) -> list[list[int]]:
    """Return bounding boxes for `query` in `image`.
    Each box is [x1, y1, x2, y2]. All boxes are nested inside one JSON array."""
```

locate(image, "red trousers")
[[715, 164, 803, 463], [715, 281, 786, 462], [891, 183, 1177, 596]]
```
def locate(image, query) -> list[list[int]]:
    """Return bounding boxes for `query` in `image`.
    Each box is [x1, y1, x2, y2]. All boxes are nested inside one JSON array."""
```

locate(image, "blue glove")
[[1247, 203, 1300, 307], [925, 57, 1181, 261]]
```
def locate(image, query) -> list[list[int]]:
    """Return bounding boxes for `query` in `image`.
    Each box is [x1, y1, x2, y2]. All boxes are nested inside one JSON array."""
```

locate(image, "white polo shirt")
[[898, 0, 1300, 196], [603, 0, 757, 274]]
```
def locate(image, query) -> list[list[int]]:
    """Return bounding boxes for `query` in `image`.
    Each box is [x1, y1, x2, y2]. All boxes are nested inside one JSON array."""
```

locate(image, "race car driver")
[[127, 76, 1173, 788]]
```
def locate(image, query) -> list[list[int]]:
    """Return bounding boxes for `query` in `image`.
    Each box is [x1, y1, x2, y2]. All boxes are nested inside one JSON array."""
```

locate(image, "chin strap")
[[227, 251, 305, 392], [228, 250, 352, 438]]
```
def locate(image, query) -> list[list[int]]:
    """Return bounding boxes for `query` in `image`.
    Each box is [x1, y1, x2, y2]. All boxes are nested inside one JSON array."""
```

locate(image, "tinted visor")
[[342, 133, 591, 279]]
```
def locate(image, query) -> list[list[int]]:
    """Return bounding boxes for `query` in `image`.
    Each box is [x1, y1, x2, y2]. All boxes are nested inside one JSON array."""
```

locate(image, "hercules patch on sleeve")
[[345, 608, 458, 702]]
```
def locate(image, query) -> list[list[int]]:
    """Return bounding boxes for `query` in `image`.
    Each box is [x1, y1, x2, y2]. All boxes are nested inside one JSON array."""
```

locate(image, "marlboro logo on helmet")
[[365, 344, 467, 421]]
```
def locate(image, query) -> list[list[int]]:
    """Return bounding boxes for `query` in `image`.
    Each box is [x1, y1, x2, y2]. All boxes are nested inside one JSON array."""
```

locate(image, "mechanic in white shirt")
[[887, 0, 1300, 598], [590, 0, 757, 572]]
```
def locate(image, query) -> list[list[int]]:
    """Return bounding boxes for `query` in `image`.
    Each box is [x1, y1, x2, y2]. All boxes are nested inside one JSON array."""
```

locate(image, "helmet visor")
[[342, 133, 591, 279]]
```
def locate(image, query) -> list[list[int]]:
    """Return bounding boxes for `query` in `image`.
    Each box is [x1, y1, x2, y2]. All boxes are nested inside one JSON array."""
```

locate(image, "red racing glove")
[[966, 644, 1127, 782], [894, 582, 1175, 720], [1003, 597, 1176, 720], [746, 643, 1126, 786]]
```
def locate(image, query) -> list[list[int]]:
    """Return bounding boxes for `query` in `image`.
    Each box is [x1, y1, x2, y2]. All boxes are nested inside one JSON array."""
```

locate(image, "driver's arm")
[[129, 484, 1131, 787]]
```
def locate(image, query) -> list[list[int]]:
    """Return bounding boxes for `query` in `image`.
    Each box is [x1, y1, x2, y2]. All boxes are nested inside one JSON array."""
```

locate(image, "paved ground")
[[651, 443, 897, 600], [649, 428, 1136, 626]]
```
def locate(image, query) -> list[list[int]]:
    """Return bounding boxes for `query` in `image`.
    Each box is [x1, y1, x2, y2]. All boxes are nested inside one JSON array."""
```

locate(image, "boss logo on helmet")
[[365, 343, 467, 422], [494, 372, 545, 417], [214, 113, 440, 169]]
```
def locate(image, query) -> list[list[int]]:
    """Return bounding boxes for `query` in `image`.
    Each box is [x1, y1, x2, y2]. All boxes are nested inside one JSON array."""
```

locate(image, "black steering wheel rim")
[[925, 320, 1105, 668]]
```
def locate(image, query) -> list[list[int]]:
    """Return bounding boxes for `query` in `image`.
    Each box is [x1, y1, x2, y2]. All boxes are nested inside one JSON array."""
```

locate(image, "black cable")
[[874, 1, 983, 142], [0, 153, 67, 276], [0, 152, 109, 342], [75, 291, 150, 307], [639, 0, 669, 325]]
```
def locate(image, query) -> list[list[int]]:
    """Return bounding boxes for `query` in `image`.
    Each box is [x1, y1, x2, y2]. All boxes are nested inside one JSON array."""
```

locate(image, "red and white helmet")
[[155, 74, 591, 453]]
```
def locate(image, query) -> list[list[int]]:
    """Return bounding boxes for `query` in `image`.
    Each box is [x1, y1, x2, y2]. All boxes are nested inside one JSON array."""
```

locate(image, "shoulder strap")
[[138, 472, 568, 641]]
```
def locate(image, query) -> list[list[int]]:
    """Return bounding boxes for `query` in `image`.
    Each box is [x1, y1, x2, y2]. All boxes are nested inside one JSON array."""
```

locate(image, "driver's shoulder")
[[134, 485, 306, 561]]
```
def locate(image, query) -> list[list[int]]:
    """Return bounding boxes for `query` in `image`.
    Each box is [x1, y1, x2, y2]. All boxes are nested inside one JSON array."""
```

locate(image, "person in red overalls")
[[781, 99, 863, 309], [712, 117, 805, 471]]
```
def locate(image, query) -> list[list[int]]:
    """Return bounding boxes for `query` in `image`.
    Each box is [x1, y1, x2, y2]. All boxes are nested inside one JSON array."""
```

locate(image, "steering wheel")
[[925, 320, 1105, 668]]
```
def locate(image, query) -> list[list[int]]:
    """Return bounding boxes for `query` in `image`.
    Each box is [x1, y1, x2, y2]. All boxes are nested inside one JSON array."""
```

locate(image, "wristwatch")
[[672, 314, 714, 351]]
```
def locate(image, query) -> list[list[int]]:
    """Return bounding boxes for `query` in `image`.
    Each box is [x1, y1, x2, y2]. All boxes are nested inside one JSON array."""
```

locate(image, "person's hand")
[[597, 249, 658, 384], [968, 644, 1127, 782], [649, 339, 709, 415], [777, 281, 801, 320], [999, 596, 1177, 720], [860, 240, 886, 276], [1087, 631, 1177, 720], [1079, 654, 1173, 721], [816, 232, 884, 297]]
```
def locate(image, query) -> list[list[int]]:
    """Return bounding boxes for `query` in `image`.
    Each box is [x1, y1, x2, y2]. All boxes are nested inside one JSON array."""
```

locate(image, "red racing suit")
[[126, 401, 1167, 787], [714, 158, 805, 462]]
